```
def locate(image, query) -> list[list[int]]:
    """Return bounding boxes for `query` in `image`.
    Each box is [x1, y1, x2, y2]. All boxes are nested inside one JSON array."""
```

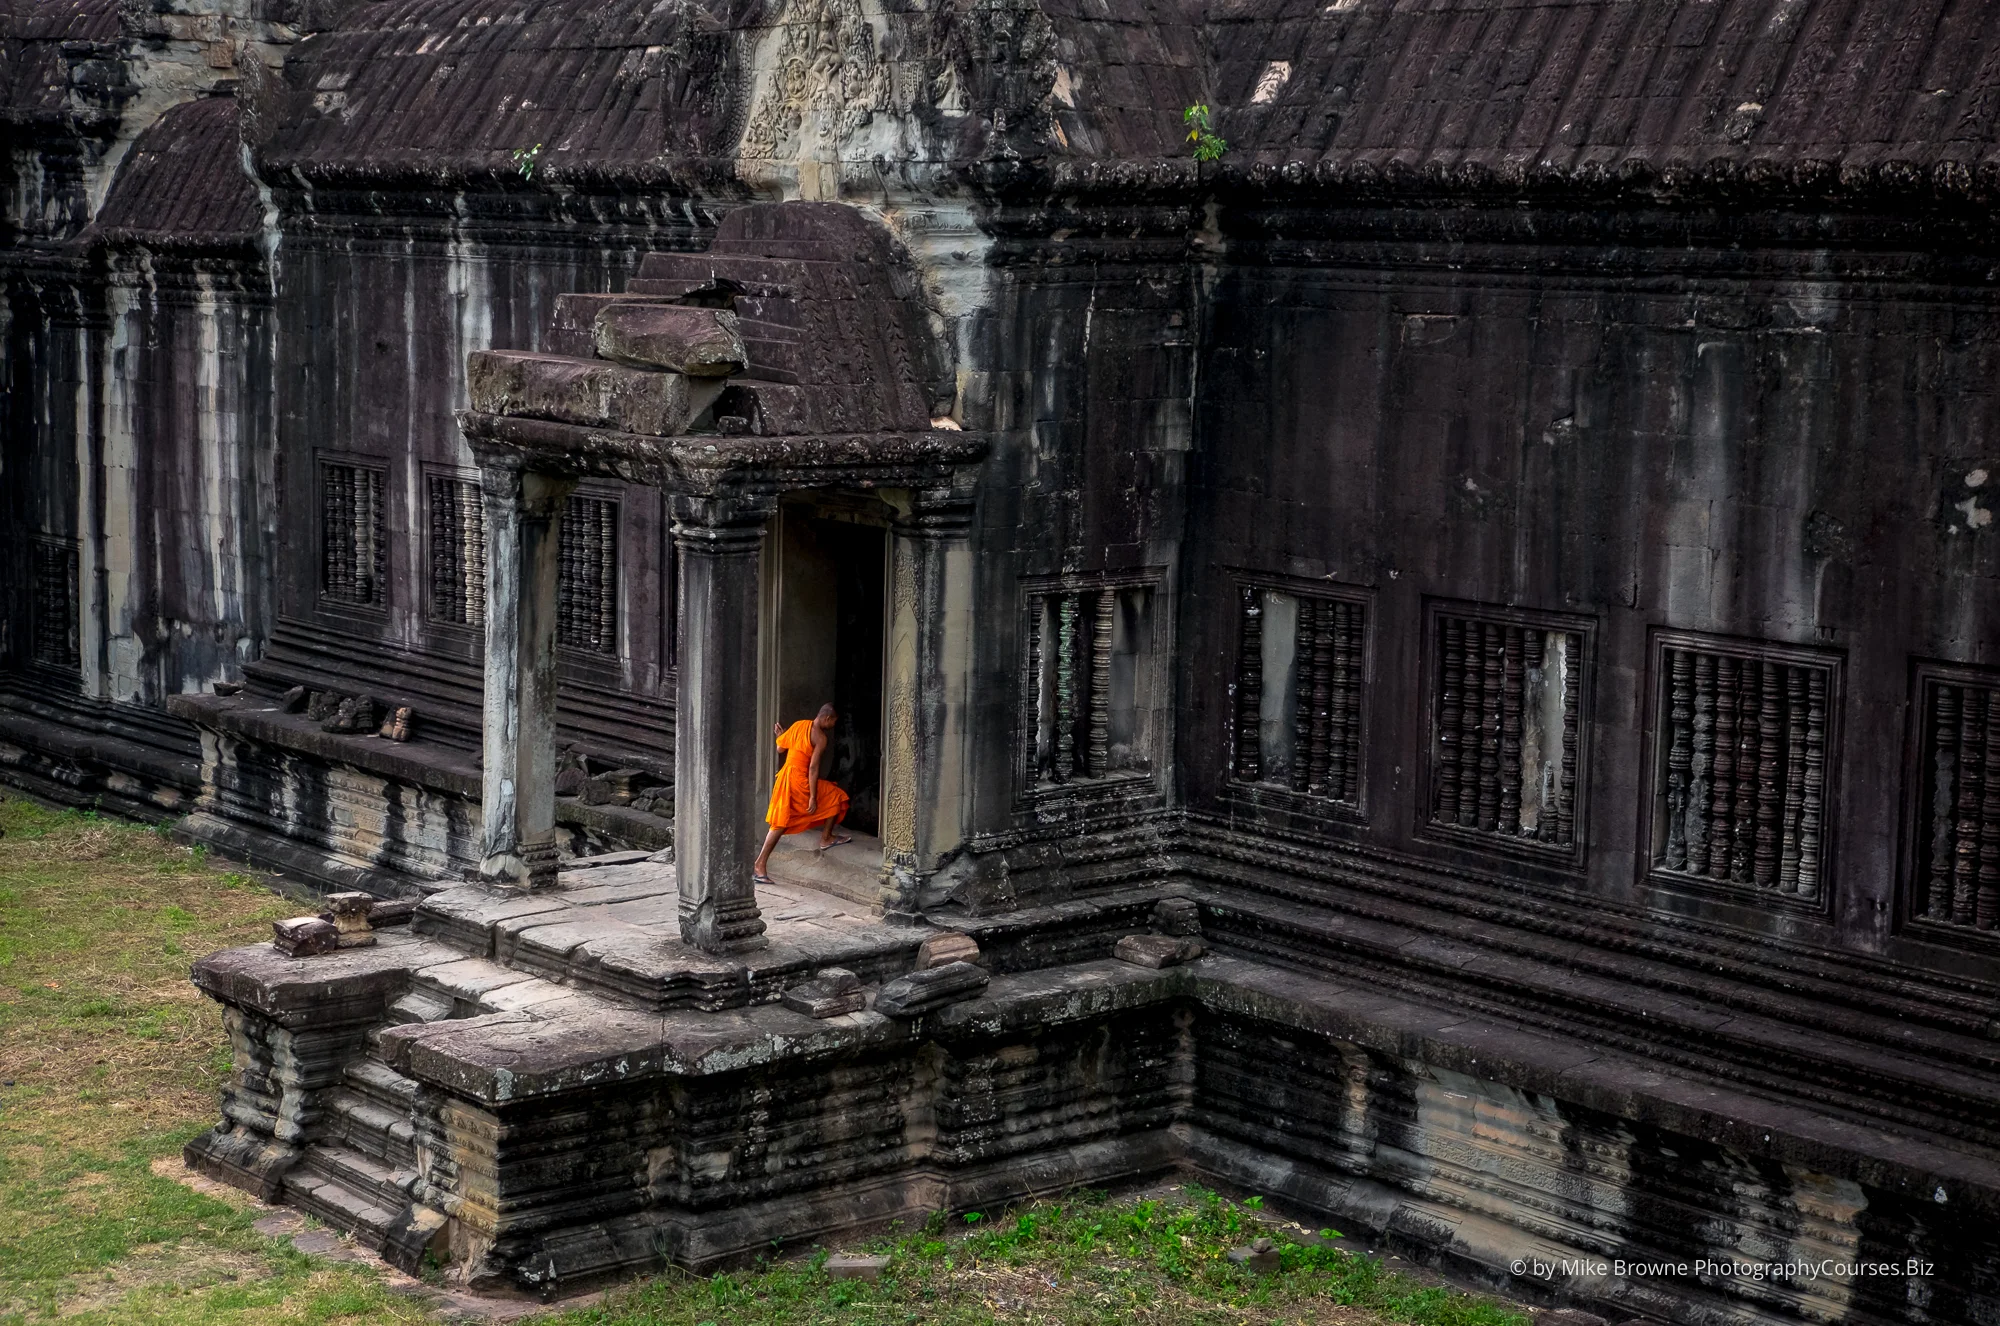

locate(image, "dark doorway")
[[821, 519, 885, 834], [769, 507, 886, 835]]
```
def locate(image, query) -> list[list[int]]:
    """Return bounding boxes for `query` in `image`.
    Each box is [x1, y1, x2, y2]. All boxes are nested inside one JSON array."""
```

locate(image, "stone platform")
[[185, 866, 2000, 1324]]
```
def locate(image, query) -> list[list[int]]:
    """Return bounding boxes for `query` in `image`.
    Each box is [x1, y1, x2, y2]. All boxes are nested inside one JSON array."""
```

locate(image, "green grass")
[[0, 794, 1527, 1326], [550, 1188, 1529, 1326], [0, 796, 432, 1323]]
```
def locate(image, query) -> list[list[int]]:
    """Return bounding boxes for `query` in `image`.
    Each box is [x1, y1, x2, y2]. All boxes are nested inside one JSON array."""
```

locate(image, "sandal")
[[751, 872, 775, 886], [814, 834, 853, 853]]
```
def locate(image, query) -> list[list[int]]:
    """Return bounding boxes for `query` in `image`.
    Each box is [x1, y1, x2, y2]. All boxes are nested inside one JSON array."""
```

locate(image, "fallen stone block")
[[322, 695, 376, 734], [593, 303, 746, 376], [378, 705, 413, 741], [467, 349, 712, 436], [367, 899, 415, 927], [603, 768, 647, 804], [782, 966, 865, 1018], [279, 684, 308, 713], [1227, 1237, 1280, 1273], [305, 690, 338, 721], [824, 1253, 890, 1282], [1114, 934, 1204, 969], [874, 960, 988, 1017], [272, 916, 338, 957], [916, 931, 980, 969], [322, 891, 377, 948], [547, 291, 676, 356], [380, 1202, 451, 1275], [1153, 896, 1201, 936]]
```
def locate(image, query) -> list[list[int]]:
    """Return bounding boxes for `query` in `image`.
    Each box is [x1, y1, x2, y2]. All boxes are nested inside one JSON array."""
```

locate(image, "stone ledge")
[[170, 694, 481, 798], [1187, 956, 2000, 1216], [191, 930, 458, 1026], [169, 695, 671, 880]]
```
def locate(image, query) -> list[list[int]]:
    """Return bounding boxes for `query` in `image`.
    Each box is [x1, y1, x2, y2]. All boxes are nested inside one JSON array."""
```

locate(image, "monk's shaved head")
[[817, 703, 837, 723]]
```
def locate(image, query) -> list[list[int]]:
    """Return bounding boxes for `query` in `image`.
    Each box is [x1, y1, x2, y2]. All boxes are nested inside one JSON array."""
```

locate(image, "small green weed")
[[1183, 103, 1228, 162]]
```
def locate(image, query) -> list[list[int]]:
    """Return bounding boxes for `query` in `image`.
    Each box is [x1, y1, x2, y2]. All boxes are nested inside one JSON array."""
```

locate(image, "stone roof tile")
[[87, 94, 263, 248]]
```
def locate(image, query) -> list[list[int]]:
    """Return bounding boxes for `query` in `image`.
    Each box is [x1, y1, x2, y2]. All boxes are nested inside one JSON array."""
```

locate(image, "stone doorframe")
[[461, 417, 984, 953]]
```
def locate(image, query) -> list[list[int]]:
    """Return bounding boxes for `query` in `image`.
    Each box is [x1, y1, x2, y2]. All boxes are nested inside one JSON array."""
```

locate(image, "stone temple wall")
[[8, 2, 2000, 1322]]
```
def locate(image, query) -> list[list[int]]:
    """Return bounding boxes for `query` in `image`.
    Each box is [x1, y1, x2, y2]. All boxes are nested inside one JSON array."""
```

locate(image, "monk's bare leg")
[[752, 826, 784, 878], [817, 811, 849, 850]]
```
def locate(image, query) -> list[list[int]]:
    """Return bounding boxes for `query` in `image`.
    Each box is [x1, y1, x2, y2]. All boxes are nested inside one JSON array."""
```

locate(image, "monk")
[[751, 703, 851, 884]]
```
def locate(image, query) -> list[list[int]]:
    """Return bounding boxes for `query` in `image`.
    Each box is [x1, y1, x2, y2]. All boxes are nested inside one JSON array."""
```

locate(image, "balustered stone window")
[[427, 475, 486, 627], [1909, 667, 2000, 934], [1023, 575, 1160, 790], [319, 460, 386, 607], [557, 495, 619, 655], [1425, 605, 1589, 858], [1230, 582, 1367, 807], [1648, 636, 1835, 907], [30, 537, 79, 670]]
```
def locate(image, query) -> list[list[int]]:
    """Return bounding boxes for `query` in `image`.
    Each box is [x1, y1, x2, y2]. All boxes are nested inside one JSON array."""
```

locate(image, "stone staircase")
[[282, 989, 458, 1263]]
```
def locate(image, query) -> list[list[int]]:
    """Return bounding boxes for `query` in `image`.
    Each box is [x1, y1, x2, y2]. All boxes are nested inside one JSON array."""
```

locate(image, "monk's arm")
[[806, 728, 825, 812]]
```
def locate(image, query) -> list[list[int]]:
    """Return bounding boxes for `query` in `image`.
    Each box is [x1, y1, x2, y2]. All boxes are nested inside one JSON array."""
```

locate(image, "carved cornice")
[[459, 411, 989, 498]]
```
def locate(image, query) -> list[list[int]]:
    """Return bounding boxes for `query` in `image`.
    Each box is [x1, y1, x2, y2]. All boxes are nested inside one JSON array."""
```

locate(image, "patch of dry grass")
[[0, 795, 434, 1324]]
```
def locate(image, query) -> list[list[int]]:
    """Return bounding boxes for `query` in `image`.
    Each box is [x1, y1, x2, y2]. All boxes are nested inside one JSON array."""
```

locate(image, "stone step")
[[283, 1144, 417, 1250], [387, 989, 458, 1026], [317, 1086, 418, 1169], [345, 1056, 422, 1107]]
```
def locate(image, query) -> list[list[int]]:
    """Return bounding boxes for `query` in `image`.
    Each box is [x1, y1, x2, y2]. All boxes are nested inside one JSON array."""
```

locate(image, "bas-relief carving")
[[733, 0, 1058, 200]]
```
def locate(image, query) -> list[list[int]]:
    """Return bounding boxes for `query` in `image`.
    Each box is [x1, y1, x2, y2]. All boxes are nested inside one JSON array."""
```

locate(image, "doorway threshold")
[[766, 830, 885, 911]]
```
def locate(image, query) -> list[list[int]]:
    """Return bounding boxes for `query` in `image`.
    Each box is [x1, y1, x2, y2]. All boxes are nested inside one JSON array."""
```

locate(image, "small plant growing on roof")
[[511, 142, 543, 181], [1183, 104, 1227, 162]]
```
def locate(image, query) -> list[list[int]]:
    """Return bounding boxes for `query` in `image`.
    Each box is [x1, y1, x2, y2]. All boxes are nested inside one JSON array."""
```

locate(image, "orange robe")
[[766, 719, 849, 832]]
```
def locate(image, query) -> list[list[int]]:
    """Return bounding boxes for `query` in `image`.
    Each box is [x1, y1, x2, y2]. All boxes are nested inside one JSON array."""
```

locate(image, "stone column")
[[474, 447, 575, 890], [672, 494, 771, 952], [880, 486, 977, 919]]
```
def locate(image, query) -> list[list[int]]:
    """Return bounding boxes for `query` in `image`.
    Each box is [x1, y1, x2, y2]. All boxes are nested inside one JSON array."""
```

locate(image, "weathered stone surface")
[[591, 305, 745, 377], [824, 1253, 890, 1281], [1114, 934, 1203, 969], [1153, 898, 1201, 937], [874, 961, 989, 1017], [368, 899, 415, 927], [782, 967, 867, 1018], [915, 932, 980, 969], [1227, 1238, 1279, 1273], [273, 916, 337, 957], [466, 350, 711, 437]]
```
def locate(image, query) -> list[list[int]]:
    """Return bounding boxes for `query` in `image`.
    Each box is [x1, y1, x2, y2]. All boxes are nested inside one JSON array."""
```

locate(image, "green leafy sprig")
[[1184, 104, 1228, 162]]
